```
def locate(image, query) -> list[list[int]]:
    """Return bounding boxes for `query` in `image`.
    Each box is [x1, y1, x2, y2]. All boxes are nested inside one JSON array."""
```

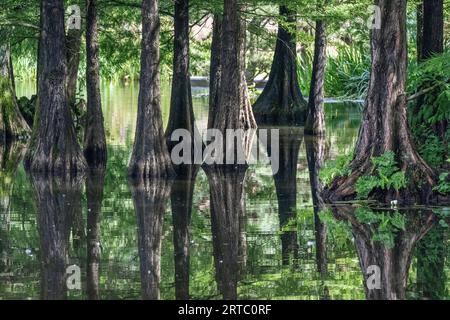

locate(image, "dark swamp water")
[[0, 82, 449, 300]]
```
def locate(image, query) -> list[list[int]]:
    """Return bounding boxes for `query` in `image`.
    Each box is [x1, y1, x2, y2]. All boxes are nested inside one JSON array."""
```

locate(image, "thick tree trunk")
[[86, 168, 105, 300], [324, 0, 436, 204], [84, 0, 107, 167], [24, 0, 87, 177], [207, 165, 246, 300], [305, 18, 326, 136], [170, 164, 198, 300], [252, 6, 307, 126], [32, 175, 84, 300], [129, 0, 173, 179], [332, 206, 436, 300], [305, 135, 328, 276], [130, 178, 171, 300], [0, 44, 31, 141]]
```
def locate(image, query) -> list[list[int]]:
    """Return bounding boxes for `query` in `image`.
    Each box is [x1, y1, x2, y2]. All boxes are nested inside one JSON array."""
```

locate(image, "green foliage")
[[355, 152, 407, 199], [319, 153, 353, 186], [325, 46, 371, 99], [355, 207, 406, 249], [434, 173, 450, 195]]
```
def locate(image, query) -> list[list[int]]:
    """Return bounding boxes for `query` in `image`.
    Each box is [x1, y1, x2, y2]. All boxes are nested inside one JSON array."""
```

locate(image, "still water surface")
[[0, 82, 448, 300]]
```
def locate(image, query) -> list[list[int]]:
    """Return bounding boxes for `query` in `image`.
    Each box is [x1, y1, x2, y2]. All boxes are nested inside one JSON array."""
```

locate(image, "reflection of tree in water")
[[416, 224, 447, 299], [86, 168, 106, 300], [31, 174, 84, 300], [305, 135, 329, 300], [170, 164, 198, 300], [0, 142, 26, 274], [205, 165, 247, 300], [130, 178, 171, 300], [331, 206, 437, 300], [268, 127, 303, 266]]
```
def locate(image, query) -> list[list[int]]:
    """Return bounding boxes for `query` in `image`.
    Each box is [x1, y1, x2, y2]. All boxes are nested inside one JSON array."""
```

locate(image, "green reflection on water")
[[0, 82, 448, 300]]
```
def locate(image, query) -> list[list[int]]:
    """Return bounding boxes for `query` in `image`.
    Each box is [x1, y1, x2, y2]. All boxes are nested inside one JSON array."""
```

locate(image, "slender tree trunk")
[[130, 178, 171, 300], [0, 43, 31, 141], [416, 0, 447, 144], [208, 14, 222, 130], [421, 0, 443, 60], [86, 168, 105, 300], [305, 17, 327, 136], [129, 0, 173, 179], [238, 15, 257, 130], [253, 6, 307, 126], [84, 0, 107, 167], [324, 0, 436, 204], [66, 20, 83, 106], [25, 0, 87, 176], [170, 165, 198, 300], [416, 3, 423, 62]]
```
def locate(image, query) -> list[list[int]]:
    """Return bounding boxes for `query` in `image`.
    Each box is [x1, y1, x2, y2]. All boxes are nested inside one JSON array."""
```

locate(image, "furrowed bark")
[[24, 0, 87, 177], [129, 0, 174, 179], [84, 0, 107, 167]]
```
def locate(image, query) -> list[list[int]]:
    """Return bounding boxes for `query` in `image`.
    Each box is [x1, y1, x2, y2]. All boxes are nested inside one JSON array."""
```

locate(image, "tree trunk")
[[252, 6, 307, 126], [86, 168, 105, 300], [238, 14, 257, 131], [208, 14, 222, 130], [84, 0, 107, 167], [415, 0, 447, 145], [129, 0, 174, 179], [24, 0, 87, 177], [32, 175, 84, 300], [305, 18, 327, 136], [165, 0, 203, 171], [66, 18, 83, 106], [416, 3, 423, 62], [130, 178, 171, 300], [421, 0, 443, 60], [208, 1, 241, 133], [332, 206, 436, 300], [0, 43, 31, 141], [324, 0, 436, 204], [170, 164, 198, 300], [305, 135, 328, 277]]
